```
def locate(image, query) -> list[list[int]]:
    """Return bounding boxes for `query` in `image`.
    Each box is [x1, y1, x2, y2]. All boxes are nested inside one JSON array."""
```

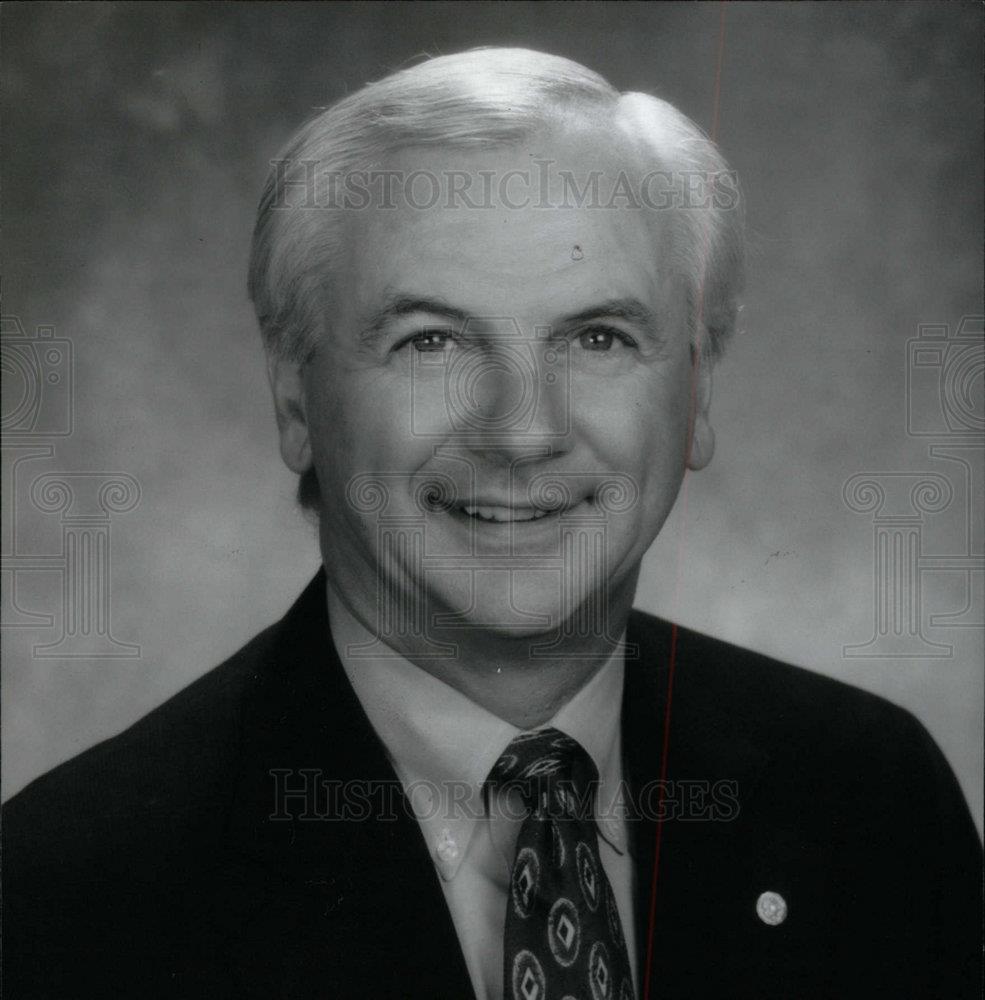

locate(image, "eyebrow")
[[359, 293, 659, 344], [554, 298, 658, 333], [360, 295, 471, 345]]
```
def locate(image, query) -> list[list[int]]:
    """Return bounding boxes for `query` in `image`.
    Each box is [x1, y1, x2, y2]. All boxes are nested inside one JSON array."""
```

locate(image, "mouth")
[[450, 499, 586, 524], [458, 503, 553, 523]]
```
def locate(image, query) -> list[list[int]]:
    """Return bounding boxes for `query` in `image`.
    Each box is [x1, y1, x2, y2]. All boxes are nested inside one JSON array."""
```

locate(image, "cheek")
[[576, 371, 689, 465], [311, 368, 430, 485], [573, 370, 692, 541]]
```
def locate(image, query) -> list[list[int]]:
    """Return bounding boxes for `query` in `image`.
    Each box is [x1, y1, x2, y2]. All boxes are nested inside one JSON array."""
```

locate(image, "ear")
[[686, 349, 715, 471], [266, 353, 313, 474]]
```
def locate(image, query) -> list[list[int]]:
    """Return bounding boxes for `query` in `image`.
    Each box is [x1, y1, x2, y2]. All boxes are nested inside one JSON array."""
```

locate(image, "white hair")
[[248, 47, 744, 363]]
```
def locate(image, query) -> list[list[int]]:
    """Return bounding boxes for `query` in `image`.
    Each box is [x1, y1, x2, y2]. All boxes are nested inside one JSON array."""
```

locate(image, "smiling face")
[[270, 124, 714, 653]]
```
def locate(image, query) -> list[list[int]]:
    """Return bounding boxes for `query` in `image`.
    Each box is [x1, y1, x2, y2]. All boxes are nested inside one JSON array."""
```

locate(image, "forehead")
[[333, 126, 674, 323]]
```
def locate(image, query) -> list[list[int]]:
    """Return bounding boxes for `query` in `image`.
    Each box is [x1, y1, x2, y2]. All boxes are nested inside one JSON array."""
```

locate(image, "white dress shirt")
[[327, 587, 638, 1000]]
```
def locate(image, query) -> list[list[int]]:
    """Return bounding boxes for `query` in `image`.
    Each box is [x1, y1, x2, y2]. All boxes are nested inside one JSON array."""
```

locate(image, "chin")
[[425, 570, 620, 647]]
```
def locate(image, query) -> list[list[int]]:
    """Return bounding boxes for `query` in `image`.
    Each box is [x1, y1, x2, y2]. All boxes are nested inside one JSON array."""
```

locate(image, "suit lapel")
[[186, 571, 476, 999], [622, 610, 770, 995]]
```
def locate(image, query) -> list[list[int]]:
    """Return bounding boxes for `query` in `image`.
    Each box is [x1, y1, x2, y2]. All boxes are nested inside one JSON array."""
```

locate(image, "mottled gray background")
[[2, 1, 982, 833]]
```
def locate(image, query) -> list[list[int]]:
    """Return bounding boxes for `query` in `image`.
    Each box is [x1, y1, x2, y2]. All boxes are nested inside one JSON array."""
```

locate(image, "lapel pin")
[[756, 890, 788, 926]]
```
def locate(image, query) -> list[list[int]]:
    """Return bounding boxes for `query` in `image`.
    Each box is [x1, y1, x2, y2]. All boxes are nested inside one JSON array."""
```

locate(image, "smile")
[[459, 504, 554, 523], [447, 497, 593, 524]]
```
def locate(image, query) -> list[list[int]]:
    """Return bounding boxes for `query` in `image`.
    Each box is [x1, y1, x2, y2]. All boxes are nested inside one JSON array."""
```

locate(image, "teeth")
[[461, 504, 553, 523]]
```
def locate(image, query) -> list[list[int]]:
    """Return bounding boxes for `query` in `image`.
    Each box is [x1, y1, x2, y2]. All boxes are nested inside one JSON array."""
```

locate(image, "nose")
[[450, 339, 573, 463]]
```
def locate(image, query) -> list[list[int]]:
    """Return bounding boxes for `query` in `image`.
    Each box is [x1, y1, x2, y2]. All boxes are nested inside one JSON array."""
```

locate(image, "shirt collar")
[[550, 652, 627, 854], [327, 585, 627, 880]]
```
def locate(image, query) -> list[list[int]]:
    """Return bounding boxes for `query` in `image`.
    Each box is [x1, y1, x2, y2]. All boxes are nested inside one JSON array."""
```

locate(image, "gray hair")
[[247, 47, 744, 366]]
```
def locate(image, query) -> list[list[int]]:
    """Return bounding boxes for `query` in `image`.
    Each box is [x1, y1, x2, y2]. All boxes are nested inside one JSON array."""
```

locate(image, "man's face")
[[273, 126, 713, 647]]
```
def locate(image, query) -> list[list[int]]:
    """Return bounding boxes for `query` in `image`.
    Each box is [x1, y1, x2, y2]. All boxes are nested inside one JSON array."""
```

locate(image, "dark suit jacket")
[[4, 571, 982, 998]]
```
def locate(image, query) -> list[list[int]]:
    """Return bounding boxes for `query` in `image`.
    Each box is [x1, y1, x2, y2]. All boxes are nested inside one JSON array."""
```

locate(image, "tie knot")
[[487, 728, 599, 817]]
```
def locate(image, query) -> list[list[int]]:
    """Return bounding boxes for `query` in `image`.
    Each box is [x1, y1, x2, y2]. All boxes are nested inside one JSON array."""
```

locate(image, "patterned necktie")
[[487, 727, 635, 1000]]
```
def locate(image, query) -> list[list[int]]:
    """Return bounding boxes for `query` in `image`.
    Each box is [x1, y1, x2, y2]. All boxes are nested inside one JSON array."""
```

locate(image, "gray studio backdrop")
[[3, 2, 982, 833]]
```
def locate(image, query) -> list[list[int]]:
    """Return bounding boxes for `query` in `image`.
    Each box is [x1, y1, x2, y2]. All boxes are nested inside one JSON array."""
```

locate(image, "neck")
[[325, 574, 637, 729]]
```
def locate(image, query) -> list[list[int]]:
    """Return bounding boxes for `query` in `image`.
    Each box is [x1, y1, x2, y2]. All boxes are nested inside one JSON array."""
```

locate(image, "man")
[[4, 48, 981, 999]]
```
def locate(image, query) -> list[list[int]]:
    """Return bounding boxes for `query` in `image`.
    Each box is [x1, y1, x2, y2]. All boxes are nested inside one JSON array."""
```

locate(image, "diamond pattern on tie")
[[488, 727, 634, 1000]]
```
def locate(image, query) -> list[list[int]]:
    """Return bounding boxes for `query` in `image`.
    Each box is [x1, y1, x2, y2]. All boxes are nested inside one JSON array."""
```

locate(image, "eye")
[[576, 326, 636, 352], [399, 328, 458, 353]]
